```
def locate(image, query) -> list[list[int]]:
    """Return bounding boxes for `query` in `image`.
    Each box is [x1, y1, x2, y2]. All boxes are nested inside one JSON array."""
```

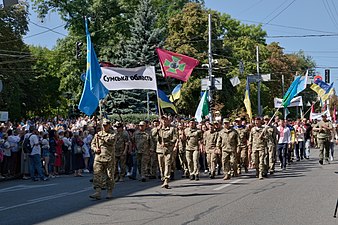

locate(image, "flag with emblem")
[[156, 48, 199, 82]]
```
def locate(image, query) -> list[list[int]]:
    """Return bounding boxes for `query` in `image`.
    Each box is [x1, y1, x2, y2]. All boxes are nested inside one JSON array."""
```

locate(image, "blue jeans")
[[278, 143, 288, 169], [29, 154, 45, 180], [294, 141, 304, 160]]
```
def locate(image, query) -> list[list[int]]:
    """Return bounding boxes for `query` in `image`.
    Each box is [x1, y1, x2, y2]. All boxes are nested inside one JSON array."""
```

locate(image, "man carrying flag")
[[156, 48, 199, 82]]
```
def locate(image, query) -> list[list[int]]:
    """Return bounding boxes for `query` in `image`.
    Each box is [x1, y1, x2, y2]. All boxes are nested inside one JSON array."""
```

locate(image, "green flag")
[[195, 91, 209, 122]]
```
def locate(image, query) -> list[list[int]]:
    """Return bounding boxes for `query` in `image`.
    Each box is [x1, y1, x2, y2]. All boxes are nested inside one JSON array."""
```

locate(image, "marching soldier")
[[185, 119, 203, 181], [263, 115, 278, 175], [90, 119, 116, 200], [149, 119, 159, 179], [133, 121, 153, 182], [248, 117, 267, 180], [217, 118, 239, 180], [176, 122, 189, 178], [114, 122, 129, 182], [236, 118, 250, 174], [204, 121, 219, 178], [313, 114, 333, 165], [154, 116, 178, 188]]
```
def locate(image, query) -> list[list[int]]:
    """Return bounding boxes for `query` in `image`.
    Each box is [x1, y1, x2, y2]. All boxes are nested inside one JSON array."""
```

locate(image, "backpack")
[[23, 134, 33, 154]]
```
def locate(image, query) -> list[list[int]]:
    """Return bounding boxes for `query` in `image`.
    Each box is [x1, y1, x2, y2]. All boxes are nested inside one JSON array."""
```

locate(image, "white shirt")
[[277, 126, 291, 144], [30, 134, 41, 155], [7, 135, 20, 153]]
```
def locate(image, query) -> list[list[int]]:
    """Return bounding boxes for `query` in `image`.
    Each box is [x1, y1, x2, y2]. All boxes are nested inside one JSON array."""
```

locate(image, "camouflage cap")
[[139, 121, 146, 126], [223, 118, 230, 123], [189, 118, 197, 122], [235, 117, 241, 121], [263, 115, 270, 120], [102, 118, 111, 126], [114, 122, 123, 128]]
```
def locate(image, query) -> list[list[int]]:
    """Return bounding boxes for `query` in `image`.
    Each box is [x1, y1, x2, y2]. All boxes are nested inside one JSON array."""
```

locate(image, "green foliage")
[[24, 0, 317, 120], [108, 113, 158, 124]]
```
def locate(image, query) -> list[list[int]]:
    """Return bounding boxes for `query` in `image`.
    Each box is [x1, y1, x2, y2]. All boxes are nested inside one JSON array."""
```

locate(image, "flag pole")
[[302, 98, 320, 119]]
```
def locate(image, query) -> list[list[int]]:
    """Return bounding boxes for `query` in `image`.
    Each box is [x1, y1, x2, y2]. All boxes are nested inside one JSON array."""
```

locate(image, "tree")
[[105, 0, 164, 115]]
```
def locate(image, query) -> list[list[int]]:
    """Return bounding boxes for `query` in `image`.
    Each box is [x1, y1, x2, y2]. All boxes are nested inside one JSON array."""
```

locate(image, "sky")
[[21, 0, 338, 91]]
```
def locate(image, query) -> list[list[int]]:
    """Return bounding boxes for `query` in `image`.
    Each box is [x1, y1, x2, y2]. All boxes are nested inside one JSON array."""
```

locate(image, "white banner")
[[274, 96, 303, 108], [101, 66, 157, 91], [0, 111, 8, 121], [310, 110, 331, 121]]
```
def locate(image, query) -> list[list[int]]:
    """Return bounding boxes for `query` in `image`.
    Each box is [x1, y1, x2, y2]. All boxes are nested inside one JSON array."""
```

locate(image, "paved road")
[[1, 148, 338, 225]]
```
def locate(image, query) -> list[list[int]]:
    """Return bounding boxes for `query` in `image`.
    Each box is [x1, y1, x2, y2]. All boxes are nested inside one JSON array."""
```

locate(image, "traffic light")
[[76, 42, 83, 59], [325, 69, 330, 83]]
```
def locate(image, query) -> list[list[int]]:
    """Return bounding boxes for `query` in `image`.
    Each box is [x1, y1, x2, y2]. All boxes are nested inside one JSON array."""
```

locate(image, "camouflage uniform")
[[263, 124, 278, 174], [133, 129, 153, 180], [114, 129, 129, 180], [203, 129, 219, 178], [185, 127, 203, 179], [177, 128, 189, 177], [248, 125, 267, 179], [150, 127, 159, 178], [90, 126, 116, 199], [236, 126, 250, 174], [155, 124, 178, 187], [315, 119, 333, 163], [217, 126, 239, 179]]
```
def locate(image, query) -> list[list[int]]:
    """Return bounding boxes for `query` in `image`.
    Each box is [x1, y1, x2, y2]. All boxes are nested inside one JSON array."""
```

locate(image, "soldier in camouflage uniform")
[[217, 118, 239, 180], [114, 122, 129, 182], [90, 119, 116, 200], [204, 122, 219, 178], [236, 118, 250, 174], [149, 119, 159, 179], [248, 117, 267, 180], [153, 116, 178, 188], [185, 119, 203, 181], [133, 121, 153, 182], [313, 114, 333, 165], [176, 122, 189, 178], [263, 115, 278, 175]]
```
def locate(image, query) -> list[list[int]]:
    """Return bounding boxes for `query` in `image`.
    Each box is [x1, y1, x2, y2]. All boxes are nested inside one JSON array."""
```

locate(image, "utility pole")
[[282, 74, 286, 119], [256, 46, 261, 117], [208, 14, 214, 122]]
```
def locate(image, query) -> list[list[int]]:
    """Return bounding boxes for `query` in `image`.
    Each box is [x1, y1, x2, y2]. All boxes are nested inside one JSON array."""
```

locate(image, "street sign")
[[314, 75, 322, 82], [247, 74, 271, 83], [201, 77, 222, 90], [0, 111, 8, 121]]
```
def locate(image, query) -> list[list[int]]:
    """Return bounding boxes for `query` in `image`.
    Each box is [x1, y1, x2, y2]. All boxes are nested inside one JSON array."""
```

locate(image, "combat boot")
[[89, 188, 101, 200], [106, 189, 113, 199], [223, 174, 230, 180], [259, 173, 263, 180]]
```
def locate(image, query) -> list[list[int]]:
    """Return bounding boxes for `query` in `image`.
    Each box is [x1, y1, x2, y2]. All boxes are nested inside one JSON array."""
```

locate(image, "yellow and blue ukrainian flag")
[[78, 19, 109, 116], [158, 89, 177, 113], [169, 84, 182, 102]]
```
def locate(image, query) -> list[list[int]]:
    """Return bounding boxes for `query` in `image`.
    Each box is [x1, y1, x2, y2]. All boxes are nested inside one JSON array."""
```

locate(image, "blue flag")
[[78, 19, 109, 116], [282, 76, 302, 108]]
